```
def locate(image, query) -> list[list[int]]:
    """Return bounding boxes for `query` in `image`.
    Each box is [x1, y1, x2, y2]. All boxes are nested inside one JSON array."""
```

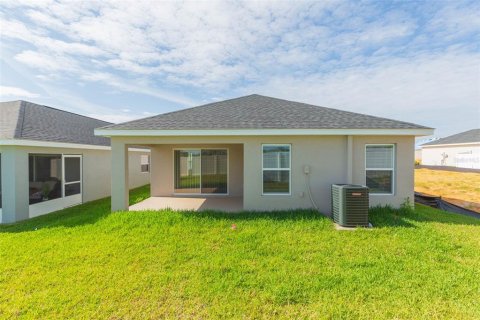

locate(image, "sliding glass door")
[[201, 149, 227, 194], [174, 149, 228, 194], [174, 150, 201, 193]]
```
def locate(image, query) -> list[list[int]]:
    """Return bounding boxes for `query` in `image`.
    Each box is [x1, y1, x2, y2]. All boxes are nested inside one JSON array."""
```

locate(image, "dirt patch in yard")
[[443, 198, 480, 213], [415, 168, 480, 214]]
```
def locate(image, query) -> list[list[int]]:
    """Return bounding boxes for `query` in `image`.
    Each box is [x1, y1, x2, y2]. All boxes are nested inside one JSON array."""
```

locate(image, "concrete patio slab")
[[129, 196, 243, 212]]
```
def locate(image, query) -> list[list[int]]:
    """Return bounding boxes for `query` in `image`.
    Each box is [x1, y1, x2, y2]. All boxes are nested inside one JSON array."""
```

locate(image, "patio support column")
[[242, 141, 258, 211], [347, 135, 353, 184], [111, 139, 129, 211], [1, 147, 29, 223]]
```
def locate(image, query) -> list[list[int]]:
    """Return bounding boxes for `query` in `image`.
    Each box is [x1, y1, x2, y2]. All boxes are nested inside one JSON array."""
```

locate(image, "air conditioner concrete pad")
[[334, 222, 373, 230]]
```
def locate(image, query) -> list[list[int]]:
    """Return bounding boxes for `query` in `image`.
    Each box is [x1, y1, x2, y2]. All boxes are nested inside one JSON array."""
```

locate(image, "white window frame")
[[27, 153, 83, 218], [365, 144, 395, 195], [262, 144, 292, 196], [62, 155, 83, 198], [172, 148, 229, 196], [140, 155, 150, 173]]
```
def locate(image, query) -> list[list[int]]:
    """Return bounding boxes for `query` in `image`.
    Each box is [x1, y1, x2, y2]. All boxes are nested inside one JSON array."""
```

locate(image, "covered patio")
[[108, 138, 247, 212], [129, 196, 243, 212]]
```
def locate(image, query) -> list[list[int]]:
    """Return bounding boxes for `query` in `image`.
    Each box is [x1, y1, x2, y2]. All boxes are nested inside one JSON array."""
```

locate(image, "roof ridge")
[[160, 94, 259, 117], [247, 94, 431, 128], [99, 94, 259, 129], [17, 101, 26, 138], [97, 94, 432, 131], [2, 100, 113, 125]]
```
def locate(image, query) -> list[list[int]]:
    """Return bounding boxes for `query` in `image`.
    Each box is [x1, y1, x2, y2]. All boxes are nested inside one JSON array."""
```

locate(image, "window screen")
[[365, 145, 394, 194], [262, 145, 291, 194], [141, 155, 150, 173]]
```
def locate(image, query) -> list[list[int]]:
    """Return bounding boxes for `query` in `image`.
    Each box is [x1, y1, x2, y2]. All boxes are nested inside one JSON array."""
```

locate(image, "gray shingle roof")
[[0, 100, 111, 146], [422, 129, 480, 146], [99, 94, 431, 131]]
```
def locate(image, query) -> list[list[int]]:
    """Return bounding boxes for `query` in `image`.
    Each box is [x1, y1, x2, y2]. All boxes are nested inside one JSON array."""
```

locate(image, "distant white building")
[[415, 137, 438, 163], [421, 129, 480, 169]]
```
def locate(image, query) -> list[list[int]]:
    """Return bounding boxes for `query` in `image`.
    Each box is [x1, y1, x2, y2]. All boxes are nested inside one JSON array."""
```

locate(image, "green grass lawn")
[[1, 185, 479, 319]]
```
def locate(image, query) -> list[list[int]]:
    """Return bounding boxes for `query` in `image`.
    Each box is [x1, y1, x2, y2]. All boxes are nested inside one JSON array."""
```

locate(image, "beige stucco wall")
[[111, 135, 416, 215], [421, 144, 480, 168], [242, 136, 347, 213], [351, 136, 415, 208], [0, 145, 150, 223]]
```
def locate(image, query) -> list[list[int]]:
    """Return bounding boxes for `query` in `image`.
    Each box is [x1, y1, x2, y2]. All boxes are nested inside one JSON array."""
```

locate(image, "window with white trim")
[[262, 144, 291, 194], [365, 144, 395, 194], [28, 154, 82, 204], [140, 155, 150, 173]]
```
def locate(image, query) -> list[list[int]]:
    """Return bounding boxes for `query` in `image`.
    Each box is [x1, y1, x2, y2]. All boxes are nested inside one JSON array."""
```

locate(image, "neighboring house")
[[414, 148, 422, 163], [0, 101, 150, 223], [421, 129, 480, 169], [414, 137, 439, 164], [95, 94, 433, 215]]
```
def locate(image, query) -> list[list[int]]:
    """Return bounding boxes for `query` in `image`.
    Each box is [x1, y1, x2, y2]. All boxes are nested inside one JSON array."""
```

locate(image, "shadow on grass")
[[0, 185, 151, 234], [176, 204, 480, 228], [370, 204, 480, 228], [2, 184, 479, 233], [172, 208, 330, 221]]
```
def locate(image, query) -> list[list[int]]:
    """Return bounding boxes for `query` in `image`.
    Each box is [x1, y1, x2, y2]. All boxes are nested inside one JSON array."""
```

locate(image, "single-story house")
[[0, 100, 150, 223], [421, 129, 479, 169], [95, 94, 434, 215]]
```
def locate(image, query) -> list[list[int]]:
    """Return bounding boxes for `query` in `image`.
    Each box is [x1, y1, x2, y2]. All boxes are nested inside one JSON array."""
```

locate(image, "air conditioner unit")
[[331, 184, 369, 227]]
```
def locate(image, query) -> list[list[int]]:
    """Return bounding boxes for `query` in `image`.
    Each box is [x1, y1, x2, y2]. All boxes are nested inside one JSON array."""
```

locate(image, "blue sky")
[[1, 0, 479, 138]]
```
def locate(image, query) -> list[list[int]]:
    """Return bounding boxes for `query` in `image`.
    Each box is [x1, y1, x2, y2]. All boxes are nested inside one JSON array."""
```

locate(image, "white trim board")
[[0, 139, 110, 150], [29, 194, 81, 218], [0, 139, 150, 152], [95, 128, 434, 137]]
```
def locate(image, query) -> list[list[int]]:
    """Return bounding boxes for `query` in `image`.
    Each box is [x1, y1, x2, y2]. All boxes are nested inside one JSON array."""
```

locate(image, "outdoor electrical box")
[[331, 184, 369, 227]]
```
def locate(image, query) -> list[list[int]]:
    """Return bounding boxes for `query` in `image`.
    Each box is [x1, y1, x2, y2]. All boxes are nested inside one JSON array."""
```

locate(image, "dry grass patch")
[[415, 168, 480, 212]]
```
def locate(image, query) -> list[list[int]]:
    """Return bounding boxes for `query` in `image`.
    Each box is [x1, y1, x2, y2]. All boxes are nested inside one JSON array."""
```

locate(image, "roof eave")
[[95, 128, 434, 137], [0, 138, 111, 150], [422, 141, 480, 148]]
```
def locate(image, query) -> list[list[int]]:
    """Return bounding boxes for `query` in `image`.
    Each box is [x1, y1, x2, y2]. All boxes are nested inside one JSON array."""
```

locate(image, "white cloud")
[[1, 0, 478, 134], [243, 50, 480, 135], [1, 18, 106, 57], [0, 85, 40, 98], [2, 1, 476, 89], [90, 109, 157, 123], [86, 113, 144, 124], [14, 50, 78, 72], [427, 3, 480, 39], [80, 72, 197, 106]]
